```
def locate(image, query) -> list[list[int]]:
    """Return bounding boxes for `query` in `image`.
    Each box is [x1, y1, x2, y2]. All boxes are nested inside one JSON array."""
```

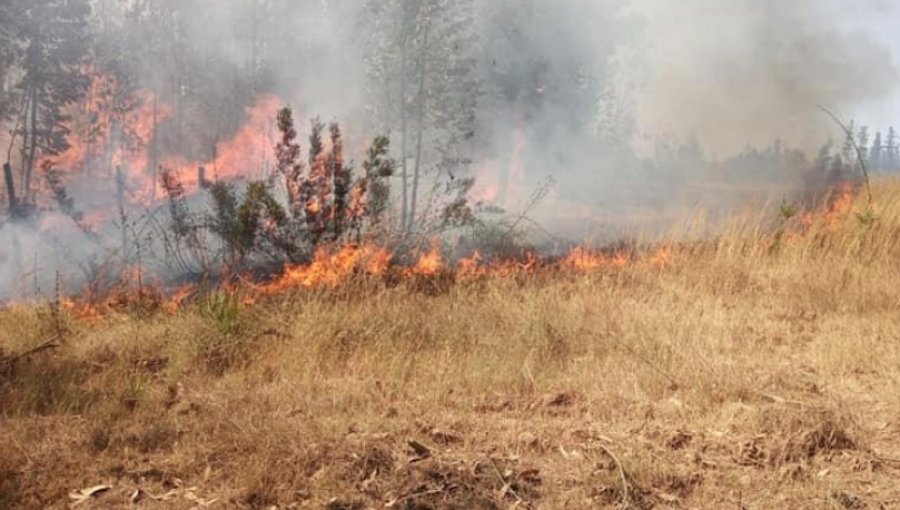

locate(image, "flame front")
[[258, 244, 392, 294]]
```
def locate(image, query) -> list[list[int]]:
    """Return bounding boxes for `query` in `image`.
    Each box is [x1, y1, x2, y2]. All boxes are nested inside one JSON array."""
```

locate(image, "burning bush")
[[155, 107, 397, 280]]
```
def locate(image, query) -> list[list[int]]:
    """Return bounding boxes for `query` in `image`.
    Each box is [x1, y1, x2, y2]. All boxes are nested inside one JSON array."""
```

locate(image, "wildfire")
[[824, 182, 857, 228], [161, 94, 282, 200], [5, 63, 865, 323], [34, 81, 282, 211], [648, 246, 672, 267], [164, 285, 195, 315], [800, 181, 858, 231], [199, 94, 281, 183], [457, 250, 484, 278], [409, 247, 444, 276], [562, 247, 630, 271], [257, 244, 392, 294]]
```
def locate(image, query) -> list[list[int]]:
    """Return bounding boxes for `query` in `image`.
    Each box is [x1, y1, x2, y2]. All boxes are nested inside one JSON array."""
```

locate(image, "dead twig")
[[604, 335, 679, 386], [503, 176, 556, 239], [597, 443, 632, 509], [0, 337, 60, 371], [385, 487, 445, 507], [874, 454, 900, 465], [489, 458, 530, 509]]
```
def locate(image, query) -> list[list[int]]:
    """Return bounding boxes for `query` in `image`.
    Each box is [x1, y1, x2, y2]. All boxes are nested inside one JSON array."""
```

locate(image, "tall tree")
[[886, 127, 899, 171], [870, 131, 883, 172], [0, 2, 23, 127], [852, 125, 870, 175], [362, 0, 480, 232], [11, 0, 91, 199]]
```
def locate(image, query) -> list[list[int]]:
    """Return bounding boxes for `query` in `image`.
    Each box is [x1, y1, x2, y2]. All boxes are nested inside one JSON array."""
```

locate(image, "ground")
[[2, 181, 900, 509]]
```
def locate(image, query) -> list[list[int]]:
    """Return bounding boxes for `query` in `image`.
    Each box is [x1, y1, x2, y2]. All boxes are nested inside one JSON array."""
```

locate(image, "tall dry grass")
[[2, 179, 900, 508]]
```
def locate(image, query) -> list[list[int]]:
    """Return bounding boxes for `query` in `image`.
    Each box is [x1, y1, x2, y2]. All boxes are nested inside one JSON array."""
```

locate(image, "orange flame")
[[562, 247, 630, 271], [409, 248, 444, 276], [799, 182, 857, 231], [258, 244, 392, 293]]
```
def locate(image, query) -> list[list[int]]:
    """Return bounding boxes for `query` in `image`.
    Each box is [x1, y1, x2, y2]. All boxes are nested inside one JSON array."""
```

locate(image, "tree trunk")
[[399, 44, 409, 231], [3, 161, 17, 213], [408, 26, 430, 232], [149, 92, 159, 202], [116, 166, 128, 262], [23, 86, 38, 201]]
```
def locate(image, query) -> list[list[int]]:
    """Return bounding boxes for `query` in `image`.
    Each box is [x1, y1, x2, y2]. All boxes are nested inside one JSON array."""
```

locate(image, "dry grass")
[[3, 180, 900, 509]]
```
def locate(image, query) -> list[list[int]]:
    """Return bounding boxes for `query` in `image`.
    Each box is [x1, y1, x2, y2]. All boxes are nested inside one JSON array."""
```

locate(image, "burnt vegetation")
[[161, 108, 400, 275]]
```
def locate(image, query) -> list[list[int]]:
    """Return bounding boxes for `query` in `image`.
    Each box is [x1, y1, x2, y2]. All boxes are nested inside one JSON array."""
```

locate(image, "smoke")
[[631, 0, 899, 154], [3, 0, 900, 300], [497, 0, 900, 239]]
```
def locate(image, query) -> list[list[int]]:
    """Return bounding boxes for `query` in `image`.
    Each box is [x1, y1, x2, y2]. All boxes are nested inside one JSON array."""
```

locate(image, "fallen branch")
[[874, 454, 900, 465], [0, 337, 60, 371], [489, 458, 530, 509], [597, 443, 632, 510]]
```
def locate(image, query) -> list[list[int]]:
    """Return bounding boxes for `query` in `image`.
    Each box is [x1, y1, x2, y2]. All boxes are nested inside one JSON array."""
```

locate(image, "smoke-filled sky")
[[630, 0, 900, 154], [157, 0, 900, 157]]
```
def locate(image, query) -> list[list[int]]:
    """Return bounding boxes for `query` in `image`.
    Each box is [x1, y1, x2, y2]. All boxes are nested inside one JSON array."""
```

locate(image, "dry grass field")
[[3, 180, 900, 509]]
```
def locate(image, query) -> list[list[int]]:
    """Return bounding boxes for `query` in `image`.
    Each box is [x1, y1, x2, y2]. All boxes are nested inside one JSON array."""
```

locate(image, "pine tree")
[[870, 132, 883, 172], [0, 1, 23, 125], [856, 126, 869, 169], [275, 107, 304, 221], [840, 121, 856, 174], [886, 127, 898, 170], [12, 0, 92, 199], [814, 140, 833, 175], [329, 122, 352, 240], [830, 154, 846, 182], [306, 118, 329, 244], [352, 135, 395, 238]]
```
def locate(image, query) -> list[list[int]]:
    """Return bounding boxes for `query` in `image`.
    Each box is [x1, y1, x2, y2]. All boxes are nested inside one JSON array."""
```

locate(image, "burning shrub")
[[147, 107, 400, 282]]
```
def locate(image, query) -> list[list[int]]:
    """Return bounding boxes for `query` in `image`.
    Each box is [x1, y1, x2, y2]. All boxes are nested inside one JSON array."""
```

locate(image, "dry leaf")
[[428, 428, 462, 444], [68, 485, 111, 506], [408, 439, 432, 459]]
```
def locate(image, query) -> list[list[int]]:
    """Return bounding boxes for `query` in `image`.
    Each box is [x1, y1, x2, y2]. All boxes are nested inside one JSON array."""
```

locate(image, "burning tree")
[[5, 0, 92, 201]]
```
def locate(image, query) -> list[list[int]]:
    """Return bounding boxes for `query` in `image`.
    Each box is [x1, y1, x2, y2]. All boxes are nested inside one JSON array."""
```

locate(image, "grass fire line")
[[3, 177, 900, 508]]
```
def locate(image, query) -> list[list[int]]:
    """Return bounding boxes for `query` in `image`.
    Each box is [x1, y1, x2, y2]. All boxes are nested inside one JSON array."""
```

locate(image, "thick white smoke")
[[631, 0, 899, 153]]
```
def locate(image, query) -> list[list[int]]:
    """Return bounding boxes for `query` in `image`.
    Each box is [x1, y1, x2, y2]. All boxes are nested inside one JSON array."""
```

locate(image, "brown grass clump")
[[3, 179, 900, 508]]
